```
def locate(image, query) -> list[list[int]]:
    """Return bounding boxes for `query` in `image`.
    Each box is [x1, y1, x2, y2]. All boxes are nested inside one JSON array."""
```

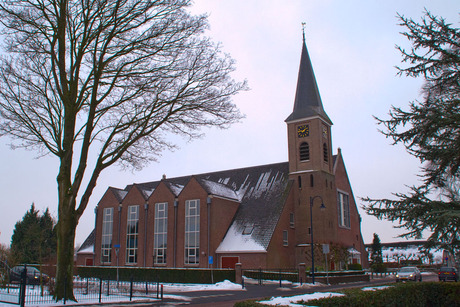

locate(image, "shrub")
[[348, 263, 362, 271]]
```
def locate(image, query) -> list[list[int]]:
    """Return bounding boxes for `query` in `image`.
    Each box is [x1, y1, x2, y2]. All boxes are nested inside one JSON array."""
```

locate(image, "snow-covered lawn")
[[0, 280, 243, 306]]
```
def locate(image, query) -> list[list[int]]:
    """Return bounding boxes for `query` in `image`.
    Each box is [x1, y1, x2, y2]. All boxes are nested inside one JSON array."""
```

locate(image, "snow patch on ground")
[[258, 292, 344, 306]]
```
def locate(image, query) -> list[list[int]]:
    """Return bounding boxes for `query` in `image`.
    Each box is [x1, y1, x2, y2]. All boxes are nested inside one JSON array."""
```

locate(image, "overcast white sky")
[[0, 1, 459, 247]]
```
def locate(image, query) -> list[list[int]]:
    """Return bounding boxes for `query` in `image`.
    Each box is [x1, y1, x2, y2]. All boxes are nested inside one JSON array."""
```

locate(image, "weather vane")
[[302, 22, 306, 40]]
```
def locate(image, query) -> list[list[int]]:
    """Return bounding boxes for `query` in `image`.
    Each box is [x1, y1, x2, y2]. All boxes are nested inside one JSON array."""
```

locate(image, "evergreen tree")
[[10, 204, 57, 264], [370, 233, 385, 272], [363, 10, 460, 261]]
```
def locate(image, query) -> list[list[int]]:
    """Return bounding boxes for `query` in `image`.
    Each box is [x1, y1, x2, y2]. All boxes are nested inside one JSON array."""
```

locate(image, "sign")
[[114, 244, 121, 248], [208, 256, 213, 264], [322, 244, 330, 254]]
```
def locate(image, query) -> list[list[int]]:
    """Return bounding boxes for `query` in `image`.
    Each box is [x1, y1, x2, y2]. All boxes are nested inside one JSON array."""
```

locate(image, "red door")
[[221, 256, 239, 269]]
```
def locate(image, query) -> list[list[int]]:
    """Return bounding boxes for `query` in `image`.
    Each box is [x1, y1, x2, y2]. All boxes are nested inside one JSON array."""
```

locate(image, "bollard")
[[242, 277, 245, 289], [161, 284, 163, 300], [107, 280, 110, 296]]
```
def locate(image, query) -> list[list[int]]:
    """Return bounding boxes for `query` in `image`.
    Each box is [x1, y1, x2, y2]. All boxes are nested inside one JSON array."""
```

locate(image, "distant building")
[[365, 241, 445, 265], [77, 35, 368, 270]]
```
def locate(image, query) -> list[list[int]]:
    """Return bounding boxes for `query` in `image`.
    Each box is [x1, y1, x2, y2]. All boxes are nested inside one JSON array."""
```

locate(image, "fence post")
[[235, 263, 242, 285], [129, 276, 133, 301], [156, 277, 160, 299], [279, 269, 282, 288], [161, 284, 163, 300], [107, 280, 110, 296], [258, 267, 262, 285], [298, 263, 306, 285], [86, 278, 89, 295], [99, 278, 102, 303], [19, 265, 27, 307], [145, 280, 148, 295]]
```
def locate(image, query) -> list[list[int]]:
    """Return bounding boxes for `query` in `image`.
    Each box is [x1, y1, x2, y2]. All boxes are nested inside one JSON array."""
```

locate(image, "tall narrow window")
[[338, 192, 350, 228], [185, 200, 200, 265], [126, 205, 139, 264], [154, 203, 168, 265], [283, 230, 288, 246], [289, 213, 295, 228], [101, 207, 113, 263], [299, 142, 310, 161], [323, 143, 329, 163]]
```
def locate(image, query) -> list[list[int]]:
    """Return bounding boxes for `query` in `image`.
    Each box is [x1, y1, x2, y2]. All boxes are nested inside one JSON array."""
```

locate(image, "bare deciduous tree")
[[0, 0, 246, 300]]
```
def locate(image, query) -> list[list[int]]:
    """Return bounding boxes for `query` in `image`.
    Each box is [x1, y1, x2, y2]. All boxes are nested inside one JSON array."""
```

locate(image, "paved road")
[[142, 273, 438, 306]]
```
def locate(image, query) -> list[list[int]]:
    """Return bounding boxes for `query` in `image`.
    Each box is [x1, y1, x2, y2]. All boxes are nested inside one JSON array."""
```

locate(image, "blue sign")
[[208, 256, 213, 264], [114, 244, 121, 248]]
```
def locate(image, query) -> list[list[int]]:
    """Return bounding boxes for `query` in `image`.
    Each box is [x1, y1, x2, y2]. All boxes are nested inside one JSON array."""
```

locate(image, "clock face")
[[297, 124, 309, 138], [322, 126, 328, 138]]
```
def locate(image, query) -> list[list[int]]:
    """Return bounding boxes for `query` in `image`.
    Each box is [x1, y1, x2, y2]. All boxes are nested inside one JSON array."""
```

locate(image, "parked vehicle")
[[395, 266, 422, 282], [438, 267, 458, 282], [9, 266, 49, 285]]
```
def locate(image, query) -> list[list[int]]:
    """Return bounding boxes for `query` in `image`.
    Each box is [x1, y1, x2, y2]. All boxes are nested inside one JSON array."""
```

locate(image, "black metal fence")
[[242, 268, 300, 287], [0, 276, 164, 306]]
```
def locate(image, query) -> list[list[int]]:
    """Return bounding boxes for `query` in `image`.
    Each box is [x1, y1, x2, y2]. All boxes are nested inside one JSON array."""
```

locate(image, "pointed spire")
[[285, 27, 332, 125]]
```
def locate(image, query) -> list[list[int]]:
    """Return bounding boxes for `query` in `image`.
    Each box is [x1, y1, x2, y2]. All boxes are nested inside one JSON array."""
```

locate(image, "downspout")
[[207, 195, 212, 268], [174, 197, 178, 268], [144, 203, 148, 267], [94, 206, 98, 265], [117, 204, 122, 268]]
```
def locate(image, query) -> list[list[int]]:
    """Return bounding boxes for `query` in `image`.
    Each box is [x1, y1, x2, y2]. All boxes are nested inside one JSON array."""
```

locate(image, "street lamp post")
[[310, 195, 325, 284]]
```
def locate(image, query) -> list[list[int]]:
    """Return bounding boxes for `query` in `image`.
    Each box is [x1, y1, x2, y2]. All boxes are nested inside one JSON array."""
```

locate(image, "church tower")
[[286, 32, 333, 175], [286, 32, 337, 254]]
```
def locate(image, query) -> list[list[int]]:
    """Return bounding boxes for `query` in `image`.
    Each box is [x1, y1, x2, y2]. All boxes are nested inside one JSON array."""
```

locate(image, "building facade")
[[77, 36, 368, 270]]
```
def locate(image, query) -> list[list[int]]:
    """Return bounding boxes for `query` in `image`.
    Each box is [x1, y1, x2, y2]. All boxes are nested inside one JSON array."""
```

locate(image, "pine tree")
[[370, 233, 385, 273], [10, 204, 57, 264], [363, 10, 460, 262]]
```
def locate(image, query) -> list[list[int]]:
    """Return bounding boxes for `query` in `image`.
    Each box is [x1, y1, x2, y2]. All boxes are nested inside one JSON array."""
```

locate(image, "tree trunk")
[[54, 198, 77, 302]]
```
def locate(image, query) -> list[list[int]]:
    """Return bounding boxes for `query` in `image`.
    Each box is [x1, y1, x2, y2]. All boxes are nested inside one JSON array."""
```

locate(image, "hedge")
[[305, 282, 460, 307], [76, 266, 235, 284]]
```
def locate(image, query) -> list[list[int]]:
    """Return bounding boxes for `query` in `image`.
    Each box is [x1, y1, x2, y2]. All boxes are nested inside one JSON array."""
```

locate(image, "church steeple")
[[285, 32, 332, 125]]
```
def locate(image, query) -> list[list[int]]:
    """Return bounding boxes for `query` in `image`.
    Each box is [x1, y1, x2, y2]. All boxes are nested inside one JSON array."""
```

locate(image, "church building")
[[77, 35, 368, 270]]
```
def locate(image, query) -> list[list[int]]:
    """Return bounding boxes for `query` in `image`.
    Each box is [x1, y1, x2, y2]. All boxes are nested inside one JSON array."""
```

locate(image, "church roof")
[[126, 162, 293, 252], [285, 35, 332, 125]]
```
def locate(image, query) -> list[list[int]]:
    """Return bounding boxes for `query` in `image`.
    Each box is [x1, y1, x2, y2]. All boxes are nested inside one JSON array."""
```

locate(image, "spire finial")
[[301, 22, 306, 42]]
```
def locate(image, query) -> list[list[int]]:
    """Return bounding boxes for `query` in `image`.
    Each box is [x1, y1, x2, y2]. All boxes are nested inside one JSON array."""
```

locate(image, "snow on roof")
[[215, 223, 266, 253], [199, 179, 241, 201], [77, 245, 94, 254]]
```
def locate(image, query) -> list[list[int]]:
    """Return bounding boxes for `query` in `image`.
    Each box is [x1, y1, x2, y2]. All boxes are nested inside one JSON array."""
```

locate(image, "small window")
[[323, 143, 329, 163], [299, 142, 310, 161], [283, 230, 288, 246], [243, 224, 254, 235], [310, 174, 314, 187], [298, 176, 302, 189], [290, 213, 295, 228]]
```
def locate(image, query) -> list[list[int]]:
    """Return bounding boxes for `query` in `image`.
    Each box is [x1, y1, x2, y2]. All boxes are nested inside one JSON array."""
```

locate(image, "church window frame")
[[185, 199, 200, 265], [299, 142, 310, 161], [126, 205, 139, 264], [337, 191, 350, 229], [101, 207, 113, 264], [323, 143, 329, 163], [283, 230, 288, 246], [154, 202, 168, 265]]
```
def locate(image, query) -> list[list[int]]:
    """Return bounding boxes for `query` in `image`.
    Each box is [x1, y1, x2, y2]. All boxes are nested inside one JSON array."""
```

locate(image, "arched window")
[[323, 143, 328, 163], [299, 142, 310, 161]]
